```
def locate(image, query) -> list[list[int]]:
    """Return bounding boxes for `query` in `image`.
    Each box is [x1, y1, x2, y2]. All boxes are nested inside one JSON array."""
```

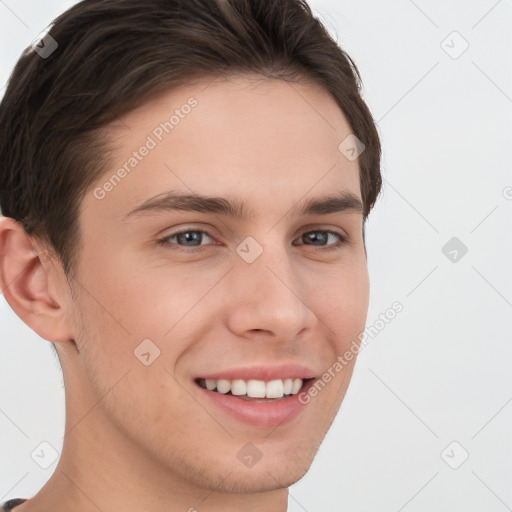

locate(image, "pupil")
[[179, 231, 201, 246], [307, 231, 326, 245]]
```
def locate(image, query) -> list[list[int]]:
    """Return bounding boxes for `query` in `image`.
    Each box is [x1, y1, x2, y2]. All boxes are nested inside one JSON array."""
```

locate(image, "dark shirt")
[[0, 499, 27, 511]]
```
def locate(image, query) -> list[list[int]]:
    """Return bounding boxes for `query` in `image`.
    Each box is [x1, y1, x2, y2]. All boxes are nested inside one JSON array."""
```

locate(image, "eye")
[[158, 229, 215, 252], [158, 228, 348, 252], [294, 230, 348, 250]]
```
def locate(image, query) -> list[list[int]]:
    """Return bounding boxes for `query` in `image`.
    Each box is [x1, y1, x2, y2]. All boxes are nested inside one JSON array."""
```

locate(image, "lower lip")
[[196, 379, 315, 428]]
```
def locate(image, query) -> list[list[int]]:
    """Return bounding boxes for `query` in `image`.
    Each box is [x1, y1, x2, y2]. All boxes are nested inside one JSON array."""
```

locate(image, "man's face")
[[63, 74, 369, 492]]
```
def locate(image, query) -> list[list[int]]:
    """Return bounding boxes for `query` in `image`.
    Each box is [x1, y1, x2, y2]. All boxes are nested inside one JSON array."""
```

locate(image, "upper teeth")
[[204, 378, 304, 398]]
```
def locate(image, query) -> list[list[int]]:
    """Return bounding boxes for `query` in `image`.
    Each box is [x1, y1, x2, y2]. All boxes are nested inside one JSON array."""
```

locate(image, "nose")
[[226, 241, 317, 342]]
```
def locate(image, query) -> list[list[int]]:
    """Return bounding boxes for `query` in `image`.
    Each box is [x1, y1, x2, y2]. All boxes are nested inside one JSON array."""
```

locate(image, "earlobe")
[[0, 216, 72, 343]]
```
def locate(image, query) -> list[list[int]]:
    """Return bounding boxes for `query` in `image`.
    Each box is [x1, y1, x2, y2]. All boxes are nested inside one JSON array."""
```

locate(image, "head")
[[0, 0, 381, 498]]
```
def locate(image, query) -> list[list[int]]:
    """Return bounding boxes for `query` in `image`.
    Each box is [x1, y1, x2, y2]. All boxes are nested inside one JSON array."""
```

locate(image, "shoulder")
[[0, 499, 27, 511]]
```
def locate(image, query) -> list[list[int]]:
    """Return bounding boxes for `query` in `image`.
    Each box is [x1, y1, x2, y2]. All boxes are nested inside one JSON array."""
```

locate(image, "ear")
[[0, 216, 73, 343]]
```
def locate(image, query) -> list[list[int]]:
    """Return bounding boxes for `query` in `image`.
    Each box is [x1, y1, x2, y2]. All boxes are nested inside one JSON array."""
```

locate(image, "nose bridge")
[[227, 233, 315, 337]]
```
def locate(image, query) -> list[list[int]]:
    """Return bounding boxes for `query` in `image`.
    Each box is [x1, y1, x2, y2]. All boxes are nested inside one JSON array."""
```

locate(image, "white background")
[[1, 1, 511, 510]]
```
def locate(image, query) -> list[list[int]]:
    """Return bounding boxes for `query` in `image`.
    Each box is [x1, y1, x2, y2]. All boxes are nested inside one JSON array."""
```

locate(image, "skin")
[[0, 73, 369, 512]]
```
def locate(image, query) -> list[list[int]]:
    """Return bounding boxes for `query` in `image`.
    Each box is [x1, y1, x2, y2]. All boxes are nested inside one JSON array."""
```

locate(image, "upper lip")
[[195, 363, 317, 382]]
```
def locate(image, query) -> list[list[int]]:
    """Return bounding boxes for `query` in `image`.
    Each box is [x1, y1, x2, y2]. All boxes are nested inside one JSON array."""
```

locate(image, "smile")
[[196, 377, 308, 400], [193, 365, 318, 428]]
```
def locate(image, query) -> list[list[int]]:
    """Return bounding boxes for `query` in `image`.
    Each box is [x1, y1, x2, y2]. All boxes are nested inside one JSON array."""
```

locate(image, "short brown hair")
[[0, 0, 381, 277]]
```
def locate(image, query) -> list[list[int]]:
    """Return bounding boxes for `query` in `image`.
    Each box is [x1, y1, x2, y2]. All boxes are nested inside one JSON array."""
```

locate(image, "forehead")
[[85, 74, 362, 222]]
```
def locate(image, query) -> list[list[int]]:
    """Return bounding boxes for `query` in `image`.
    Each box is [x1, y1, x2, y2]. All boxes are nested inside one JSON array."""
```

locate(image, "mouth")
[[193, 373, 317, 428], [195, 377, 314, 402]]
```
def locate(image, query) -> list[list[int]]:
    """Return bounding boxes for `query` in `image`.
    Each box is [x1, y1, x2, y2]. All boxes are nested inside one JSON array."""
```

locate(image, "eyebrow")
[[124, 190, 363, 219]]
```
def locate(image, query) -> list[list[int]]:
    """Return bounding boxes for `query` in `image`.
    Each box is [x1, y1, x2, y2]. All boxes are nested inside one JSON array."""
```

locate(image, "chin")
[[200, 443, 319, 494], [216, 463, 312, 494]]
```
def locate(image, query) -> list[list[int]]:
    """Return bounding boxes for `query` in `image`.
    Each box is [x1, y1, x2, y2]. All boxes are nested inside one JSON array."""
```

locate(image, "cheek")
[[75, 247, 180, 339], [317, 264, 370, 344], [312, 265, 368, 411]]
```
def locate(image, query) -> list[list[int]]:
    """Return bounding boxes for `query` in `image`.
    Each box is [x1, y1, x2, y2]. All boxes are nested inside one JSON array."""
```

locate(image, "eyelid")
[[158, 225, 349, 252], [159, 222, 349, 239]]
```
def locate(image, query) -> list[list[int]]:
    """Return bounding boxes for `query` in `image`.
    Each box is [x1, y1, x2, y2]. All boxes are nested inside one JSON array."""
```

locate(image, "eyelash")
[[157, 228, 348, 253]]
